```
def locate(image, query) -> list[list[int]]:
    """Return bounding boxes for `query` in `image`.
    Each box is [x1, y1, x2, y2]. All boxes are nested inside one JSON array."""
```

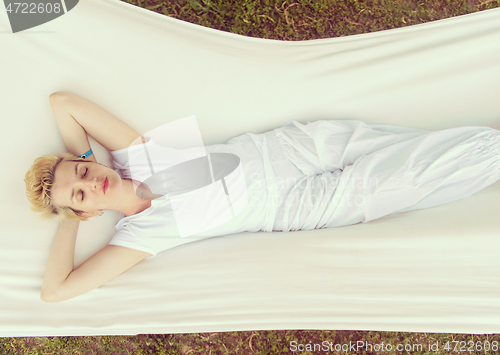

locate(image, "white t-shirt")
[[108, 130, 294, 257]]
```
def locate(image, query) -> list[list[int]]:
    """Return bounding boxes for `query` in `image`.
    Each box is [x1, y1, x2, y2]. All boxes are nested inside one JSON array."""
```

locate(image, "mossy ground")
[[2, 331, 500, 354], [4, 0, 500, 354], [125, 0, 500, 41]]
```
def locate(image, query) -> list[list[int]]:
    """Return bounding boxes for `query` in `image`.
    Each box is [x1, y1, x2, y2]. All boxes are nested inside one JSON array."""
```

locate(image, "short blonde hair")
[[24, 153, 88, 222]]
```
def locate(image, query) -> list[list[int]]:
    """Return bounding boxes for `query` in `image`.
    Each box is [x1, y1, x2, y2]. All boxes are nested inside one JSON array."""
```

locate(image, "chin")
[[106, 170, 122, 195]]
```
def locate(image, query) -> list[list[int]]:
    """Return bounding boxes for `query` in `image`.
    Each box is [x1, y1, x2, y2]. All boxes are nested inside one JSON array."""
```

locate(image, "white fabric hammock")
[[1, 0, 500, 336]]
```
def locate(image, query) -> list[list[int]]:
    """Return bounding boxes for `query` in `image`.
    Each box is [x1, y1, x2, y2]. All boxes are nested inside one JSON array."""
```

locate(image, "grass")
[[123, 0, 500, 41], [3, 331, 500, 354], [4, 0, 500, 354]]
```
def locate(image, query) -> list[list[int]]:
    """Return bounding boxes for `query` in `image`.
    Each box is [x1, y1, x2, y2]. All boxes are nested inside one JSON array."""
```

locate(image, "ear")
[[80, 210, 102, 220]]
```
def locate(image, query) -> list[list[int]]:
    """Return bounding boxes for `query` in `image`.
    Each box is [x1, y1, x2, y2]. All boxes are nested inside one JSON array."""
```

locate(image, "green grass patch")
[[123, 0, 500, 40], [3, 331, 500, 354]]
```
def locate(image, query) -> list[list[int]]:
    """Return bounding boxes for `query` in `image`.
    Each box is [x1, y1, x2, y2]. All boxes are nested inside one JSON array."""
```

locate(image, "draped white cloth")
[[270, 120, 500, 232], [1, 0, 500, 336]]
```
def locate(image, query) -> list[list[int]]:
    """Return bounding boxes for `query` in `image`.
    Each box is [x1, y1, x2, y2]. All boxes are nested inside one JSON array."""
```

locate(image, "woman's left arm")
[[41, 218, 151, 302]]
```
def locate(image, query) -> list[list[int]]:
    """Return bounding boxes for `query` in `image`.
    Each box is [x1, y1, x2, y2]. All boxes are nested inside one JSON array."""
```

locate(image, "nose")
[[80, 177, 99, 191]]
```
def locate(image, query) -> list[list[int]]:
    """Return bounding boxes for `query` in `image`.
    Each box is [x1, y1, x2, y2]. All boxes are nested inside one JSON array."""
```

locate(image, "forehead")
[[54, 160, 78, 181], [51, 160, 79, 205]]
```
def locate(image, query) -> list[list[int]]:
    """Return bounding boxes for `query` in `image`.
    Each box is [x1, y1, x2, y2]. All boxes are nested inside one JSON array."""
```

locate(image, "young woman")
[[25, 91, 500, 302]]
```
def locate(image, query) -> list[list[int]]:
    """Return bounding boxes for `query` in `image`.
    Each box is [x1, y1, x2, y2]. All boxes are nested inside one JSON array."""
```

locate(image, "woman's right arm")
[[49, 92, 96, 162], [49, 91, 143, 154]]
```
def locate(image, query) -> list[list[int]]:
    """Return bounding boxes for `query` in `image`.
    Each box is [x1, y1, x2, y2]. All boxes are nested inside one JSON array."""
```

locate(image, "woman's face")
[[51, 160, 122, 214]]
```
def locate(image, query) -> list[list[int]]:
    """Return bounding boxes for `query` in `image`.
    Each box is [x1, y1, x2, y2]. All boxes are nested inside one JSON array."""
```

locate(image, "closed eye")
[[80, 167, 88, 201]]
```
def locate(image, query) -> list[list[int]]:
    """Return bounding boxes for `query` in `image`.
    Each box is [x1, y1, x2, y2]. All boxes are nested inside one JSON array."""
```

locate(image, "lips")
[[103, 177, 109, 194]]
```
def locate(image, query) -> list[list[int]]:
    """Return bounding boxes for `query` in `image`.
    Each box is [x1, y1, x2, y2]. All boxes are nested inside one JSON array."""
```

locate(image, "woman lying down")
[[24, 91, 500, 302]]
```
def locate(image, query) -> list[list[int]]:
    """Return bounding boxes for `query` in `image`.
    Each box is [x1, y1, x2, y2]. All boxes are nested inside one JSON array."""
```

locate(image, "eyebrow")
[[71, 163, 79, 204]]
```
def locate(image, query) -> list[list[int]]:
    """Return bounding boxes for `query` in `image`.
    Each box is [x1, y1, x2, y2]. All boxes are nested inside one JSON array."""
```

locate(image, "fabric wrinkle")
[[264, 129, 304, 232], [268, 120, 500, 233]]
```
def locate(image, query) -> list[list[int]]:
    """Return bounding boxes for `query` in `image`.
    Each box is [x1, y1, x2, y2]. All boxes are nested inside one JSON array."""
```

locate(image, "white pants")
[[270, 120, 500, 232]]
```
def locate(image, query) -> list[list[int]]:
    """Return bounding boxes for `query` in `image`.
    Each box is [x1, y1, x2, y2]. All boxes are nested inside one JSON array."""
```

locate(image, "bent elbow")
[[48, 91, 69, 104], [40, 289, 53, 303], [40, 288, 62, 303]]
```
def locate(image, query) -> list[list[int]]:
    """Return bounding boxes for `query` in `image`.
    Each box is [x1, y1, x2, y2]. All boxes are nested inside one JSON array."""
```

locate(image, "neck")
[[109, 179, 151, 217]]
